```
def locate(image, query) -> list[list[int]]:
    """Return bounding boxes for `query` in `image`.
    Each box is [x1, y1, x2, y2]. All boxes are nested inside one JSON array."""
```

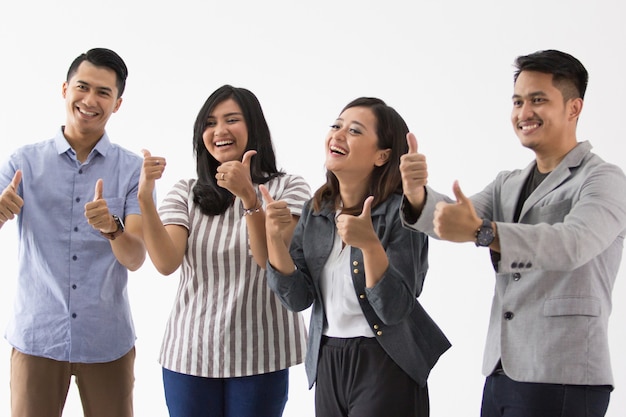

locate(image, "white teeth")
[[521, 124, 539, 131], [79, 108, 97, 116], [215, 140, 234, 147], [330, 145, 346, 155]]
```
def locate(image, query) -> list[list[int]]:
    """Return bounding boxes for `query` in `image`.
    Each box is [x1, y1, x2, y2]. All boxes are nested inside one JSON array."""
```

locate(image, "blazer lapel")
[[518, 141, 590, 221]]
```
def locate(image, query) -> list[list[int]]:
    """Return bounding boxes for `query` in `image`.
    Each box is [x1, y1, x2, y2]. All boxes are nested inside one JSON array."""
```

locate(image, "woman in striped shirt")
[[138, 85, 310, 417]]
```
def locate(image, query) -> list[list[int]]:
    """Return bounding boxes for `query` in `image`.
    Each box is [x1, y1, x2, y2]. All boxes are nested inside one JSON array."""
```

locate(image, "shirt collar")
[[54, 126, 112, 158]]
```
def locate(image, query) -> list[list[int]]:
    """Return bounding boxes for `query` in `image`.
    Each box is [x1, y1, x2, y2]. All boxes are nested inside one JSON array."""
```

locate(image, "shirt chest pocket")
[[87, 197, 125, 238]]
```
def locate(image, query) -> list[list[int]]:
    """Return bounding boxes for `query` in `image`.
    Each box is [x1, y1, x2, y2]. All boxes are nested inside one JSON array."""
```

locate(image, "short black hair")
[[66, 48, 128, 98], [513, 49, 588, 100]]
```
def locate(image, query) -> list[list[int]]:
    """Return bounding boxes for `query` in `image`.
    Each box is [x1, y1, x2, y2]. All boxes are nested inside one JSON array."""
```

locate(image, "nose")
[[516, 101, 535, 121], [82, 90, 98, 107], [213, 121, 227, 136], [331, 126, 347, 140]]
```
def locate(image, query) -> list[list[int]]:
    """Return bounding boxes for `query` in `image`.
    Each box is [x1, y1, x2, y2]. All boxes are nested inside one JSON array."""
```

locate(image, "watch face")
[[477, 227, 495, 246]]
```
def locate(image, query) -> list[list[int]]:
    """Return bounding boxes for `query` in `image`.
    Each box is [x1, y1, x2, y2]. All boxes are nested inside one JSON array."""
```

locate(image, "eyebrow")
[[208, 112, 243, 119], [512, 91, 547, 99], [336, 117, 369, 131], [76, 80, 114, 94]]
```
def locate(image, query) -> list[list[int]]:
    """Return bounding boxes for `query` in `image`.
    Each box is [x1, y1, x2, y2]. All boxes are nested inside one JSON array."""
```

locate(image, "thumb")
[[259, 184, 275, 204], [360, 196, 374, 218], [141, 148, 152, 159], [452, 180, 469, 204], [93, 179, 103, 201], [241, 150, 257, 167], [406, 132, 418, 154], [10, 170, 22, 190]]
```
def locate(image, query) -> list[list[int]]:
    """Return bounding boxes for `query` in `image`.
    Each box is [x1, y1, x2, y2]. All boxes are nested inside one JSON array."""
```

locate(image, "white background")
[[1, 1, 625, 416]]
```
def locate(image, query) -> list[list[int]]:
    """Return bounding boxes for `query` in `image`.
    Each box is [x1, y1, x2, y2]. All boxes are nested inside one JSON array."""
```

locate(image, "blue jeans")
[[162, 367, 289, 417], [481, 373, 611, 417]]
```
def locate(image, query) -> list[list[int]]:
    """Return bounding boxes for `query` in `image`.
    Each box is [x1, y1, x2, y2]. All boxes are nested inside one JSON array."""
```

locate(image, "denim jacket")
[[266, 193, 451, 388]]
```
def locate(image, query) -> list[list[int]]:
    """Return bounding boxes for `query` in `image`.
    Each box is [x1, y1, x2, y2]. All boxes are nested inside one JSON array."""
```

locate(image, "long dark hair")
[[192, 85, 284, 215], [312, 97, 408, 215]]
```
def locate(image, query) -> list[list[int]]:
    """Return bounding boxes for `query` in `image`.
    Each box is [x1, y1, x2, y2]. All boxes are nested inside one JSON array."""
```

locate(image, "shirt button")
[[376, 331, 383, 336], [525, 262, 532, 269], [353, 260, 359, 266], [353, 269, 359, 274], [511, 262, 518, 269], [504, 312, 514, 320], [359, 294, 365, 299], [373, 324, 379, 330], [74, 227, 79, 232], [72, 284, 77, 290], [71, 313, 77, 318], [513, 273, 521, 281], [75, 197, 81, 203], [72, 255, 78, 261]]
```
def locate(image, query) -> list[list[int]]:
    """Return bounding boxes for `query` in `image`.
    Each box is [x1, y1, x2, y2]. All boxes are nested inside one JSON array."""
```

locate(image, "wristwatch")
[[100, 214, 125, 240], [475, 219, 495, 247]]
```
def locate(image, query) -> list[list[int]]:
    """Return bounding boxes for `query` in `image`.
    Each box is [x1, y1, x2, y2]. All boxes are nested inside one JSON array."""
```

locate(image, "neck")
[[336, 173, 370, 209], [534, 139, 578, 173], [63, 126, 103, 163]]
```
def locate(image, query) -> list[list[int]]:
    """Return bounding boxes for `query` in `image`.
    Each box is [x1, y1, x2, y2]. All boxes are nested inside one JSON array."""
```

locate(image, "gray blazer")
[[404, 141, 626, 386], [266, 193, 451, 388]]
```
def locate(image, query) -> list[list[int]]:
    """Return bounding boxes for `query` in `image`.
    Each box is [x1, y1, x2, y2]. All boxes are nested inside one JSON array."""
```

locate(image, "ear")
[[374, 148, 391, 167], [568, 97, 583, 121], [62, 81, 68, 98], [112, 97, 123, 113]]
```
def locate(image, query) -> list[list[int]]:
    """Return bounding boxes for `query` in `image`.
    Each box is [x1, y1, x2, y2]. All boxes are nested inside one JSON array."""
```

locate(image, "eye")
[[348, 127, 362, 135], [330, 124, 340, 130], [512, 99, 522, 107], [532, 97, 546, 104], [226, 118, 240, 124], [206, 120, 216, 127]]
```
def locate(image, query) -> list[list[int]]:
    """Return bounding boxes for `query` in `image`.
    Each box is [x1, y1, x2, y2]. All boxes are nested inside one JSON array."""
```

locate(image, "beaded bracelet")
[[242, 200, 262, 216]]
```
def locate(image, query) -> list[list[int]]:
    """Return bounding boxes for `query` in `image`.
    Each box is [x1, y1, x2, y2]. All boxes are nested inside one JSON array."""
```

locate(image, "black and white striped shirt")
[[158, 175, 310, 377]]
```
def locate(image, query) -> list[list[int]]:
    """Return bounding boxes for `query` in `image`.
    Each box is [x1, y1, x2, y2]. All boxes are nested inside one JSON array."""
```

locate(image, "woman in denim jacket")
[[262, 97, 450, 417]]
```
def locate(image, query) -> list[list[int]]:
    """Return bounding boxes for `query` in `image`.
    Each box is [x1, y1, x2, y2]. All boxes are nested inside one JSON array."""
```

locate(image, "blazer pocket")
[[528, 199, 572, 224], [543, 296, 601, 317]]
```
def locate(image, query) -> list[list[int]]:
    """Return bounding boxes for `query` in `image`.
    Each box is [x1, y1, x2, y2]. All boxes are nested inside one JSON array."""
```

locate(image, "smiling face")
[[202, 98, 249, 164], [511, 70, 581, 156], [62, 61, 122, 142], [325, 106, 390, 181]]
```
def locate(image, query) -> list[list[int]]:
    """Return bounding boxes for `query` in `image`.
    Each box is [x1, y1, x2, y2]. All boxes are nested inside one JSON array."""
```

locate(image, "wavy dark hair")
[[312, 97, 409, 215], [192, 85, 284, 215], [67, 48, 128, 98]]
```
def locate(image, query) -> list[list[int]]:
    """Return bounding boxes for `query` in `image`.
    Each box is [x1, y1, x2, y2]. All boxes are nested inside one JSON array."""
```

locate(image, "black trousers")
[[481, 372, 612, 417], [315, 336, 429, 417]]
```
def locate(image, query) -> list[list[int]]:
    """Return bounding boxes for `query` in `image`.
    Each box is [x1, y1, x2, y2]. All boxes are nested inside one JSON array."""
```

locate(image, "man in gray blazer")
[[400, 49, 626, 417]]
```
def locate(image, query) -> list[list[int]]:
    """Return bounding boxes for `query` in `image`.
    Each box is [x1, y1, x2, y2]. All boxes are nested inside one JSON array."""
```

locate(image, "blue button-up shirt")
[[0, 128, 142, 363]]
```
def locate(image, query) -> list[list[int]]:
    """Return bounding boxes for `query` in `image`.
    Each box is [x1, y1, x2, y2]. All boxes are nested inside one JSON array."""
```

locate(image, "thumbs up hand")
[[400, 132, 428, 209], [0, 170, 24, 224], [216, 150, 257, 203], [433, 181, 481, 242], [336, 196, 378, 249], [139, 149, 166, 201], [84, 179, 117, 234], [261, 184, 291, 240]]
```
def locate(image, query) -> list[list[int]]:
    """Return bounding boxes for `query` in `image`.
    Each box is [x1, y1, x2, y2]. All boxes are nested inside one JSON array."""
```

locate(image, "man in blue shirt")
[[0, 48, 146, 417]]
